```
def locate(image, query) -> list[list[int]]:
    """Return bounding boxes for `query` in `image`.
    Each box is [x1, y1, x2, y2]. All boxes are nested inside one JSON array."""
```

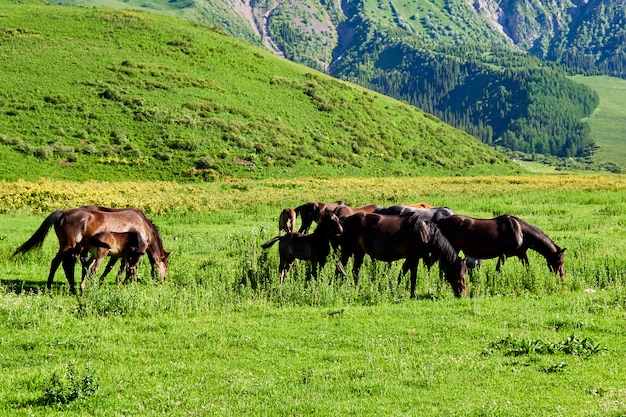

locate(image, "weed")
[[42, 361, 98, 405]]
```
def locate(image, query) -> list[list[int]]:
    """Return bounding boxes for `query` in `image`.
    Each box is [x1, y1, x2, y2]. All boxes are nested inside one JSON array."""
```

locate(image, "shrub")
[[42, 361, 98, 405]]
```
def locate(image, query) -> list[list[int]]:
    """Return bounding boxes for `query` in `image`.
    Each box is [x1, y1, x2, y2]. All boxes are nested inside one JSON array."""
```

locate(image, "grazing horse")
[[336, 212, 467, 298], [294, 201, 346, 233], [278, 207, 297, 235], [261, 212, 344, 283], [333, 203, 382, 220], [435, 214, 566, 278], [13, 206, 169, 294], [84, 231, 148, 286]]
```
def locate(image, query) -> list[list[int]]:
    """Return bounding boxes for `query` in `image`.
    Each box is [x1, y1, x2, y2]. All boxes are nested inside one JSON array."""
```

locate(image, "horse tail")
[[13, 210, 64, 256], [261, 236, 282, 249], [294, 204, 305, 217]]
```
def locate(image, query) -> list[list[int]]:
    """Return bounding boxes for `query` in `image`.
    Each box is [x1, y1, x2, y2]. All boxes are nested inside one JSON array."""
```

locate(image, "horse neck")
[[428, 227, 460, 267], [147, 230, 166, 260], [520, 221, 559, 257]]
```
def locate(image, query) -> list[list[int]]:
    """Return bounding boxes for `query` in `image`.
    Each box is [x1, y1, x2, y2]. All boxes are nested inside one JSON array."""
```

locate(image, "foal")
[[278, 207, 296, 234], [262, 212, 343, 283], [83, 231, 148, 289]]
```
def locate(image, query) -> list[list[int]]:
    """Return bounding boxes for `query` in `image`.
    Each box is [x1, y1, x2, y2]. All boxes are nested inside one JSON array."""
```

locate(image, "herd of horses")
[[262, 201, 566, 298], [12, 201, 566, 298]]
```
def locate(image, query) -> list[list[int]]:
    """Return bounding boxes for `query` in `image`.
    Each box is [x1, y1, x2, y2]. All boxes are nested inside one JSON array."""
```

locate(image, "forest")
[[329, 10, 600, 158]]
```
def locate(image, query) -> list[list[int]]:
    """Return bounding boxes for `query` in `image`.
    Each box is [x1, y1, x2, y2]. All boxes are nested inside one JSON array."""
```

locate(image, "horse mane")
[[425, 221, 461, 266], [512, 216, 560, 250]]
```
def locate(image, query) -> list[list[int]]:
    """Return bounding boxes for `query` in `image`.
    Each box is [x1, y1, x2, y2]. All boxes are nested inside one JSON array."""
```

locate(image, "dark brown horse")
[[336, 212, 467, 298], [13, 206, 169, 294], [262, 212, 344, 283], [84, 231, 148, 286], [294, 201, 346, 233], [435, 214, 566, 278]]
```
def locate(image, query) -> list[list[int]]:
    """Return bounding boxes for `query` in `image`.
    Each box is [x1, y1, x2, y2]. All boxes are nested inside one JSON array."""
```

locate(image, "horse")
[[336, 212, 467, 298], [294, 201, 346, 233], [405, 202, 435, 209], [434, 214, 566, 278], [278, 207, 297, 235], [374, 205, 455, 222], [333, 203, 382, 221], [84, 231, 148, 286], [13, 206, 169, 294], [374, 205, 483, 271], [261, 212, 344, 283]]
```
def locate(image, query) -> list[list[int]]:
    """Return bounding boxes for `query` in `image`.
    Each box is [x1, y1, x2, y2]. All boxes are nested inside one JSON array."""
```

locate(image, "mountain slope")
[[0, 3, 522, 182], [49, 0, 613, 164]]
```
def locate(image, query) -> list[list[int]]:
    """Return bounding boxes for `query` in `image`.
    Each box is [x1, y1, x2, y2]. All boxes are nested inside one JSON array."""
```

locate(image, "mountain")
[[48, 0, 621, 165], [0, 3, 522, 182]]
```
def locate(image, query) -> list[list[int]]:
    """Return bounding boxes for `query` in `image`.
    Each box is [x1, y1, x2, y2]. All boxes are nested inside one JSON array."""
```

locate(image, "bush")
[[42, 361, 98, 405]]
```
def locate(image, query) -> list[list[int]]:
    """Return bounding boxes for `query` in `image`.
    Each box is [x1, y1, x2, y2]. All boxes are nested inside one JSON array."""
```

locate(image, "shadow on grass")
[[0, 278, 67, 295]]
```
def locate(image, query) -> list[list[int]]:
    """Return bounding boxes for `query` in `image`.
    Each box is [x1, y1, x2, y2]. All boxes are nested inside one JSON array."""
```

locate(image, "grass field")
[[1, 175, 625, 415], [572, 75, 626, 169]]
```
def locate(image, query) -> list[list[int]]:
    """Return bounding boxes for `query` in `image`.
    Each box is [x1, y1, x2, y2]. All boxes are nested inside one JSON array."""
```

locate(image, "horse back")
[[342, 213, 425, 261], [55, 207, 154, 250]]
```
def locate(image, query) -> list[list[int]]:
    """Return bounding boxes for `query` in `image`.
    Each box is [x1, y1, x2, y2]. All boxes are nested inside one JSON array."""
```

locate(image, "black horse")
[[336, 212, 467, 298], [262, 212, 344, 283], [435, 214, 566, 278]]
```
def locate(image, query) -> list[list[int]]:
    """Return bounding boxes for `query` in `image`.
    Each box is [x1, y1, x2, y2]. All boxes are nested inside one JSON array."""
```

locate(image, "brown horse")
[[84, 231, 148, 286], [278, 207, 297, 235], [435, 214, 565, 278], [262, 212, 344, 283], [294, 201, 346, 233], [13, 206, 169, 294], [336, 212, 467, 298], [333, 203, 382, 220], [406, 202, 435, 208]]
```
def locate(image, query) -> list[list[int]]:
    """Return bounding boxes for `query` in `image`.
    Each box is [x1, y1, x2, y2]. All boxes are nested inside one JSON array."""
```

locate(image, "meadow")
[[572, 75, 626, 170], [1, 174, 625, 416]]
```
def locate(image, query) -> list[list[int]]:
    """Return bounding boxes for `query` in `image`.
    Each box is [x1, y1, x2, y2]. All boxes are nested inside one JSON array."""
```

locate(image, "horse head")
[[548, 247, 566, 279], [319, 212, 343, 238], [445, 257, 467, 297]]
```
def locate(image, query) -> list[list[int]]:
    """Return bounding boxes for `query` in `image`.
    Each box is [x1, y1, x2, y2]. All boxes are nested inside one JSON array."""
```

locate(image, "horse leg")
[[518, 251, 530, 268], [409, 261, 418, 299], [61, 255, 78, 295], [279, 255, 295, 284], [47, 252, 65, 293], [398, 260, 410, 286], [352, 251, 365, 286], [495, 255, 506, 273], [97, 256, 119, 284]]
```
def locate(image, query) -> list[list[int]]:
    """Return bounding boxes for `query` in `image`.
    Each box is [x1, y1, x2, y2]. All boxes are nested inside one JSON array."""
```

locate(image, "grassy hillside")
[[0, 3, 521, 182], [572, 75, 626, 172]]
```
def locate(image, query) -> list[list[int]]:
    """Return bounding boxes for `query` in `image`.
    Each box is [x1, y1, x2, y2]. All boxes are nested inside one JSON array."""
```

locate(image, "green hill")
[[0, 4, 522, 182], [572, 76, 626, 172]]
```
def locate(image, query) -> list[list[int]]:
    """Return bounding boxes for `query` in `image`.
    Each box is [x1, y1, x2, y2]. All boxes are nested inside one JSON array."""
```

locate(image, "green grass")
[[0, 3, 520, 182], [1, 175, 626, 415], [572, 75, 626, 169], [1, 292, 624, 416]]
